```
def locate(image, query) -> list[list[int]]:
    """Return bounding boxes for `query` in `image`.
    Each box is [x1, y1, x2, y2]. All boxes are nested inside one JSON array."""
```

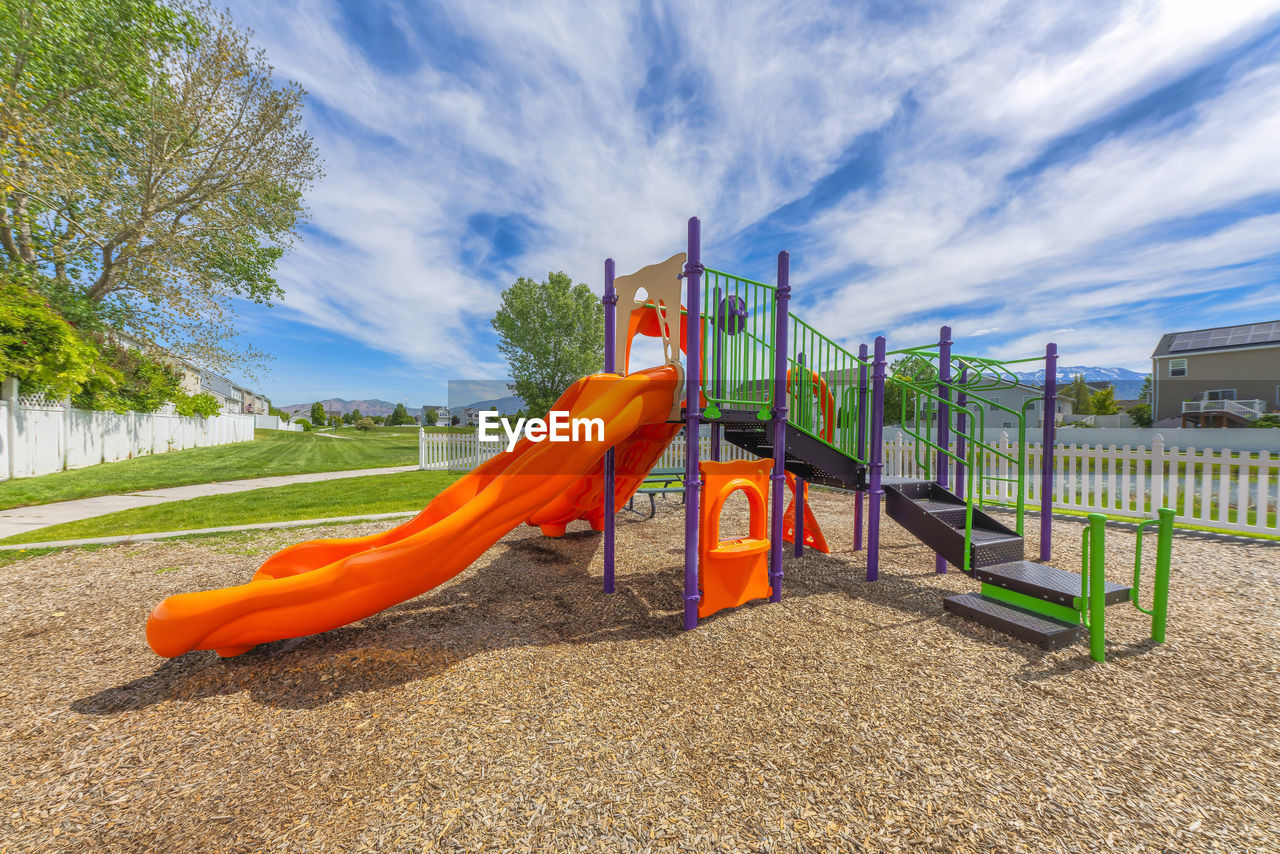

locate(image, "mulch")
[[1, 490, 1277, 853]]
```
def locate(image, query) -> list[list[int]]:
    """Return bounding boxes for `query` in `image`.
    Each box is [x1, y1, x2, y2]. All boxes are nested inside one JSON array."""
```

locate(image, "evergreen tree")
[[388, 402, 411, 426], [1067, 374, 1093, 415], [309, 401, 325, 424]]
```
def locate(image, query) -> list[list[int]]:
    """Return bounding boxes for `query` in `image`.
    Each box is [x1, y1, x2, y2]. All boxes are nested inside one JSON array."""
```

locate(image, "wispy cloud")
[[227, 0, 1280, 392]]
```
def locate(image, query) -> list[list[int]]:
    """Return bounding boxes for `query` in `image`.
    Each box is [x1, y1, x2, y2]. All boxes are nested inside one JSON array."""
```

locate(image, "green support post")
[[1087, 513, 1107, 663], [1152, 507, 1174, 643]]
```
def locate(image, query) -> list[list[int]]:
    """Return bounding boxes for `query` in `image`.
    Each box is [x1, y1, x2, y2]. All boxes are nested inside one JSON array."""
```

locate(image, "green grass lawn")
[[0, 470, 461, 544], [0, 427, 429, 510]]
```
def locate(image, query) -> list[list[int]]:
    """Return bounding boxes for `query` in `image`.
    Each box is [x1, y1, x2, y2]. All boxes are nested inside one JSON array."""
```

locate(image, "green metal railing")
[[786, 314, 872, 464], [1080, 510, 1174, 661], [700, 267, 778, 420]]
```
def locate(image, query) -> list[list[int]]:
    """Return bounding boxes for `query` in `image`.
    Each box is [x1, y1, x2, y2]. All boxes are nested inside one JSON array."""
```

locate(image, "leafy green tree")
[[309, 401, 325, 424], [422, 406, 437, 426], [70, 335, 184, 412], [269, 405, 291, 423], [354, 416, 374, 432], [1127, 403, 1152, 428], [387, 402, 411, 426], [174, 391, 219, 417], [371, 415, 385, 425], [882, 355, 938, 426], [1090, 386, 1119, 415], [0, 275, 95, 397], [341, 411, 354, 425], [491, 271, 604, 418], [2, 2, 321, 377], [1066, 374, 1093, 415]]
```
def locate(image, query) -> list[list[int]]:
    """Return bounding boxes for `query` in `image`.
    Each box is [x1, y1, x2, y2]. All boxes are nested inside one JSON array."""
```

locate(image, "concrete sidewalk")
[[0, 465, 419, 540], [0, 511, 419, 551]]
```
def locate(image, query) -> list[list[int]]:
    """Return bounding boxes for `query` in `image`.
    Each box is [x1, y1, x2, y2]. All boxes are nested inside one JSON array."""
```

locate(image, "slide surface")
[[146, 365, 681, 658]]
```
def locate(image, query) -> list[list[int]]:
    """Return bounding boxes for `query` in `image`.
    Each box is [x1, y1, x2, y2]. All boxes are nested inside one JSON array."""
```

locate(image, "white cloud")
[[225, 0, 1280, 380]]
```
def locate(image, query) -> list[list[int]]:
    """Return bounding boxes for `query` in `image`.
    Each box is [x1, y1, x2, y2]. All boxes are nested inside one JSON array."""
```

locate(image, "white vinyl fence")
[[1, 382, 255, 481], [422, 428, 1280, 537], [885, 433, 1280, 537], [253, 414, 303, 432]]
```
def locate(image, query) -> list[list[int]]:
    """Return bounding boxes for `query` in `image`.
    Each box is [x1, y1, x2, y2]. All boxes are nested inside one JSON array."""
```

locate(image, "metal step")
[[721, 423, 866, 490], [943, 593, 1080, 649], [975, 561, 1131, 608], [883, 482, 1023, 568]]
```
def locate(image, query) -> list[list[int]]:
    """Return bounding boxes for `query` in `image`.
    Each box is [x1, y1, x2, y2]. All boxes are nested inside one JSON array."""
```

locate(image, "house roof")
[[1152, 319, 1280, 358]]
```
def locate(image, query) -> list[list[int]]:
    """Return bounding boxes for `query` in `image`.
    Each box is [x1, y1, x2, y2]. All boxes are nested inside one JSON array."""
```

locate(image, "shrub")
[[1251, 414, 1280, 428], [0, 278, 96, 398], [175, 392, 220, 418], [1127, 403, 1152, 428]]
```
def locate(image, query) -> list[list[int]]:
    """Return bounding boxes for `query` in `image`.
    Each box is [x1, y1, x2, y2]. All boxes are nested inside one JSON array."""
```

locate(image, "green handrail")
[[1080, 513, 1108, 662], [1132, 507, 1174, 643]]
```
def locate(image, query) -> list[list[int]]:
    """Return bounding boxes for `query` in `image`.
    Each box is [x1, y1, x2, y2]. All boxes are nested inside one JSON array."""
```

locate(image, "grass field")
[[0, 469, 460, 544], [0, 427, 438, 510]]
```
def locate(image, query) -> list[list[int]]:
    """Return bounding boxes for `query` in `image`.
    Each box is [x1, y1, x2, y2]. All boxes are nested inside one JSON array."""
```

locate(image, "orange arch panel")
[[697, 458, 774, 619]]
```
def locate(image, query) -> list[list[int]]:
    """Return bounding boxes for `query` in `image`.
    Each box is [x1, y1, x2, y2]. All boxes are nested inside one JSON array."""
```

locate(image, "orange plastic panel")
[[781, 471, 830, 553], [624, 305, 689, 375], [697, 458, 774, 619], [145, 365, 681, 658], [786, 368, 836, 441]]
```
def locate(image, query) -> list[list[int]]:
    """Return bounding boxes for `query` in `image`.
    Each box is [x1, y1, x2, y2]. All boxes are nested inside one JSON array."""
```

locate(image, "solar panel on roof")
[[1167, 321, 1280, 352]]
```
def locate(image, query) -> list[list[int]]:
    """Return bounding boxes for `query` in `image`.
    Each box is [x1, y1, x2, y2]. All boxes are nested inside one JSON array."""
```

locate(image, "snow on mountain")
[[1010, 366, 1149, 400]]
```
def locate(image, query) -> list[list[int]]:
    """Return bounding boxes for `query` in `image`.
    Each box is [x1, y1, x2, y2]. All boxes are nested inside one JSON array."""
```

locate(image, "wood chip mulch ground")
[[1, 490, 1277, 853]]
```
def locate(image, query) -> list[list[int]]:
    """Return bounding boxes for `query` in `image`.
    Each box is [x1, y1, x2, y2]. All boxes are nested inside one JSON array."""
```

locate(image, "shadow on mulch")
[[74, 525, 840, 714], [73, 507, 1149, 715]]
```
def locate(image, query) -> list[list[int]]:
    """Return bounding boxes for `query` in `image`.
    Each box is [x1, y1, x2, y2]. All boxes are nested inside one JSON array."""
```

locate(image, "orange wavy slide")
[[146, 365, 681, 658]]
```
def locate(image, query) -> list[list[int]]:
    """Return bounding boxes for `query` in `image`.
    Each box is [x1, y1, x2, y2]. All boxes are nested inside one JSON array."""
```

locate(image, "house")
[[1151, 320, 1280, 426], [420, 405, 452, 425], [464, 407, 482, 426], [111, 329, 268, 415]]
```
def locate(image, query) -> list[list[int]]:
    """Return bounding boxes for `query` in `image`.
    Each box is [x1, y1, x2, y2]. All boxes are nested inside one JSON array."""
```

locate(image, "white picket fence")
[[1, 386, 255, 480], [422, 428, 1280, 537], [885, 433, 1280, 536]]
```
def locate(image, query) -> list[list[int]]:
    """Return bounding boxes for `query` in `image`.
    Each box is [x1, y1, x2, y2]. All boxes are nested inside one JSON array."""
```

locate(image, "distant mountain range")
[[281, 395, 525, 419], [1011, 366, 1149, 400]]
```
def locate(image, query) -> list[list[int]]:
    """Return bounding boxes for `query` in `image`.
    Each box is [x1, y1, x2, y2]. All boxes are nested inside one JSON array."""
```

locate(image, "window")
[[1169, 358, 1187, 377], [1205, 389, 1236, 401]]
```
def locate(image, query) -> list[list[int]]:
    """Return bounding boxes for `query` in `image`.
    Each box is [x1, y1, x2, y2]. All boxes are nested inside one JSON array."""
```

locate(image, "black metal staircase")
[[715, 413, 866, 490], [883, 481, 1132, 650]]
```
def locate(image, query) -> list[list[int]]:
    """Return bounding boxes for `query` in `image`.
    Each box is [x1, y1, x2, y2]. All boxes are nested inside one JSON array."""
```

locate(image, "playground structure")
[[146, 217, 1172, 662]]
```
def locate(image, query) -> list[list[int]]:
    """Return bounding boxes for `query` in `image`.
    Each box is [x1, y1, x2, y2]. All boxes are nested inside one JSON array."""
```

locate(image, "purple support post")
[[955, 367, 968, 501], [711, 285, 723, 462], [769, 250, 791, 601], [935, 326, 952, 574], [794, 350, 805, 558], [682, 218, 704, 630], [853, 343, 868, 551], [602, 258, 617, 594], [1039, 342, 1058, 561], [866, 336, 887, 581]]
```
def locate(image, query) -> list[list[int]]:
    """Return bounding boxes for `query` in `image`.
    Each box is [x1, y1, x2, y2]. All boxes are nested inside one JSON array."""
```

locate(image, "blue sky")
[[222, 0, 1280, 407]]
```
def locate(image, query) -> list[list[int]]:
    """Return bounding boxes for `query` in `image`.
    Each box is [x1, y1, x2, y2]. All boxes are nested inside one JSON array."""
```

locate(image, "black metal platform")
[[719, 420, 867, 490], [975, 560, 1131, 608], [942, 593, 1081, 649]]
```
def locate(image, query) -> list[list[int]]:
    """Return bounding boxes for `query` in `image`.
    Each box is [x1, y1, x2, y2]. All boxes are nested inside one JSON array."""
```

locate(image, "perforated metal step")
[[943, 593, 1080, 649], [976, 561, 1131, 607]]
